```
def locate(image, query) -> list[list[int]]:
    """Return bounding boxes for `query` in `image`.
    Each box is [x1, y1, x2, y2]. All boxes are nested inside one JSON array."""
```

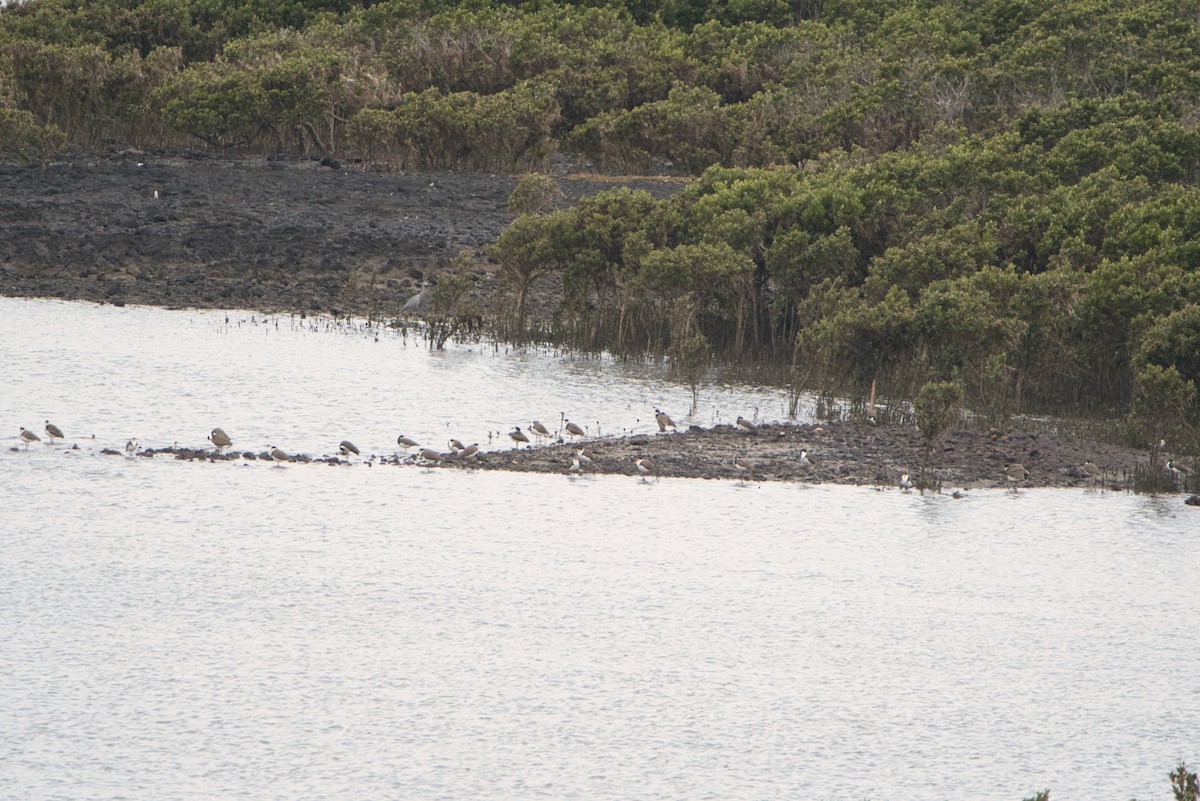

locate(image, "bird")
[[19, 426, 40, 447], [568, 456, 583, 476], [899, 472, 913, 490], [448, 438, 465, 452], [44, 420, 64, 441], [509, 426, 530, 447], [564, 419, 586, 438], [530, 420, 551, 439], [402, 281, 430, 314], [1004, 463, 1026, 484], [396, 434, 420, 449], [1082, 461, 1101, 481], [125, 437, 139, 456], [419, 447, 443, 462], [575, 447, 594, 464], [799, 449, 812, 466], [655, 409, 676, 432], [209, 428, 232, 450], [733, 456, 752, 481], [635, 457, 656, 479], [268, 445, 291, 462], [458, 443, 479, 459], [339, 440, 360, 456], [736, 416, 758, 434], [1167, 459, 1190, 477]]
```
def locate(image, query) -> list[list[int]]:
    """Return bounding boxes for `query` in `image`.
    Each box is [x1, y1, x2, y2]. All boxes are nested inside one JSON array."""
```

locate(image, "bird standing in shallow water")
[[20, 427, 40, 447], [396, 434, 419, 450], [509, 427, 530, 447], [635, 457, 657, 480], [564, 419, 585, 438], [530, 421, 551, 440], [733, 456, 752, 483], [268, 445, 291, 463], [209, 428, 232, 451], [339, 440, 360, 456], [125, 437, 139, 456], [899, 472, 913, 490], [45, 421, 64, 441], [568, 456, 583, 477]]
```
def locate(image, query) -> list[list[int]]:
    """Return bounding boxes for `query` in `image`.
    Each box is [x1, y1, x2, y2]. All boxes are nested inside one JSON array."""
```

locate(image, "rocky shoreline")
[[94, 420, 1188, 493], [0, 152, 682, 318], [5, 153, 1194, 496]]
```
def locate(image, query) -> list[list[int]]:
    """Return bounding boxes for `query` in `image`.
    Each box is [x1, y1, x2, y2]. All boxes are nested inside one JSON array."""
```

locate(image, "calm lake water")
[[2, 297, 1198, 801]]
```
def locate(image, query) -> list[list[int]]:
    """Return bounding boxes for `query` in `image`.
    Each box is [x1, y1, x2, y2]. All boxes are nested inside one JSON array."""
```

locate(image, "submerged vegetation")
[[2, 0, 1200, 452]]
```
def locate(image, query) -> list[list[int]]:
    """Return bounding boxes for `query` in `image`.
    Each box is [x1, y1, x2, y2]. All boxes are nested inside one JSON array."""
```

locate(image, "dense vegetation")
[[2, 0, 1200, 444]]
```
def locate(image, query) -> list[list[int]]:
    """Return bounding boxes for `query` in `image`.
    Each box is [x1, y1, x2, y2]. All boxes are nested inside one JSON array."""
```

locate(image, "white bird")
[[736, 416, 758, 434], [44, 420, 64, 441], [339, 440, 360, 456], [509, 426, 530, 447], [899, 472, 913, 490], [655, 409, 676, 431], [568, 457, 583, 476], [125, 437, 139, 456], [209, 427, 232, 450], [19, 427, 40, 447]]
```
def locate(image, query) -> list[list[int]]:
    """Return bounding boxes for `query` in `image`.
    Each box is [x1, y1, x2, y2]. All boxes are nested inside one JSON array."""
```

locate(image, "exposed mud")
[[96, 420, 1190, 492], [0, 151, 683, 318]]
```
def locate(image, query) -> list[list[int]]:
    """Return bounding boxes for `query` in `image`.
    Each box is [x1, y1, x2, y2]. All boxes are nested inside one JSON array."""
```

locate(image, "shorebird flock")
[[12, 411, 829, 483], [13, 415, 1152, 490]]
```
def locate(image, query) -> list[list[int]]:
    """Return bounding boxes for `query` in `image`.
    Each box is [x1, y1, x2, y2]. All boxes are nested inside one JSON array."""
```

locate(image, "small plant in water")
[[1172, 761, 1199, 801]]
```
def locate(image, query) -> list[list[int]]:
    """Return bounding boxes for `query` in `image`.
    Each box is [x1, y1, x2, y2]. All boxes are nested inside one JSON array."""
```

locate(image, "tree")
[[914, 378, 963, 489]]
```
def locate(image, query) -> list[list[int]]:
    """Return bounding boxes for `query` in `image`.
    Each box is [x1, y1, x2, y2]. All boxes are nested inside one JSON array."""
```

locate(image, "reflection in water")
[[1, 298, 1199, 801]]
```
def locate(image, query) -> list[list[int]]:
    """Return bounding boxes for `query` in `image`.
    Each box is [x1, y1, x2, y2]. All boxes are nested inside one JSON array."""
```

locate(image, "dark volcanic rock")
[[0, 153, 684, 317]]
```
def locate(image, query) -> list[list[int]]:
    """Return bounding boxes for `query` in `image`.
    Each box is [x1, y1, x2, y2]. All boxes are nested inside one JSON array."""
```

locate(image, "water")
[[2, 298, 1198, 801]]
